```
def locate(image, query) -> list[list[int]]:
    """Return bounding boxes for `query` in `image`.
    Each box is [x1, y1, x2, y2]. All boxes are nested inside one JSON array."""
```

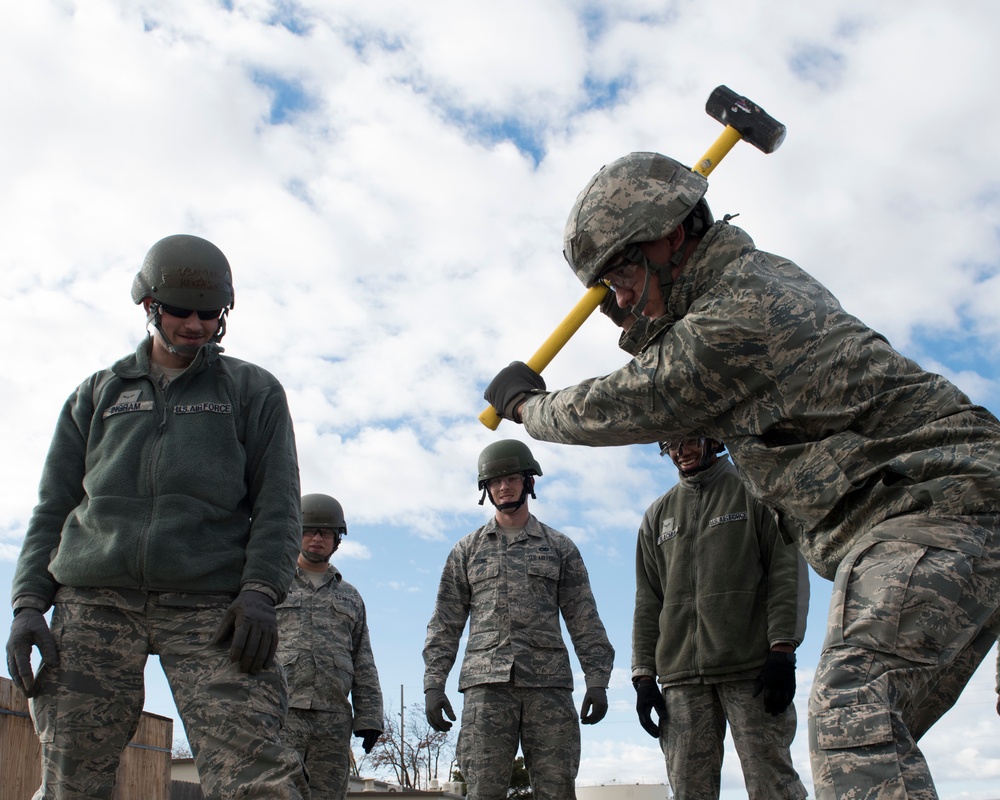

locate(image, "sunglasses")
[[601, 245, 651, 292], [158, 302, 223, 321]]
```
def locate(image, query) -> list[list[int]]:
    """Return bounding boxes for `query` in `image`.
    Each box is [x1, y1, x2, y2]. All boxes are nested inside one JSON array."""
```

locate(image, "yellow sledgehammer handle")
[[478, 123, 747, 430], [693, 124, 743, 177], [478, 284, 609, 430]]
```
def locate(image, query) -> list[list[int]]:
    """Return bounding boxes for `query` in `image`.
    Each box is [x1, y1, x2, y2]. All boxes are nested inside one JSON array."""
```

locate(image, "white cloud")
[[3, 2, 1000, 794]]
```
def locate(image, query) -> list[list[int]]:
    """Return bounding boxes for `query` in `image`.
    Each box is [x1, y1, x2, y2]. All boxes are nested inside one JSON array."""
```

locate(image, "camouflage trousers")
[[659, 679, 806, 800], [281, 707, 354, 799], [809, 514, 1000, 800], [28, 587, 310, 800], [457, 684, 579, 800]]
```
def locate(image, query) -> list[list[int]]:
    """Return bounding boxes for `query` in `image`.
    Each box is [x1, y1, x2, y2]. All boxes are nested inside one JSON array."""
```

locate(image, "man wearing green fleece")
[[6, 234, 308, 800], [633, 437, 808, 800]]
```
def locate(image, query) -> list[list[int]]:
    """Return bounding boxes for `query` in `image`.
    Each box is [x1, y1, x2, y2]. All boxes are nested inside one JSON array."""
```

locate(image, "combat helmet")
[[132, 234, 235, 355], [300, 493, 347, 564], [301, 493, 348, 536], [563, 152, 710, 290], [477, 439, 542, 512]]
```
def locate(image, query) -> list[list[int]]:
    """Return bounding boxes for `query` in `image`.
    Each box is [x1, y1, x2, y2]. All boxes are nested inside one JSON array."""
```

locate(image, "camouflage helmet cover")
[[131, 234, 235, 310], [477, 439, 543, 489], [301, 493, 347, 535], [563, 152, 709, 288]]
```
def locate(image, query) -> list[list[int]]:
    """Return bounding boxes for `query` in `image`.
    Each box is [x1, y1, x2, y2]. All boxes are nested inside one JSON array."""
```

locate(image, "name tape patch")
[[174, 402, 233, 415], [103, 390, 154, 418], [709, 512, 748, 527], [657, 517, 678, 545]]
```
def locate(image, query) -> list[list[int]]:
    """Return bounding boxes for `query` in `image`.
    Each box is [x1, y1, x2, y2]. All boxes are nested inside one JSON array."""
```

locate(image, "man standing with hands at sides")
[[634, 436, 808, 800], [277, 493, 384, 800], [423, 440, 614, 800], [6, 233, 307, 799]]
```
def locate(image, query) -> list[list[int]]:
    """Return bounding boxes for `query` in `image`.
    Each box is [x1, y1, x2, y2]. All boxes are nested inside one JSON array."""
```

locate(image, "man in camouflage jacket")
[[277, 493, 383, 800], [485, 152, 1000, 799], [633, 437, 808, 799], [423, 440, 614, 800]]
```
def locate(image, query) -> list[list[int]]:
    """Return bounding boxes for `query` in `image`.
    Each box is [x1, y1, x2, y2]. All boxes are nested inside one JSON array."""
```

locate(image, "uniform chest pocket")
[[526, 557, 560, 581], [468, 559, 500, 585], [331, 595, 361, 624], [275, 598, 306, 642]]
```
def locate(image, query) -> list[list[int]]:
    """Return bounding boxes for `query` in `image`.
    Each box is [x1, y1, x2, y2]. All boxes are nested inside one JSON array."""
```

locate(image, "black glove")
[[425, 688, 456, 732], [484, 362, 545, 422], [212, 590, 278, 674], [580, 686, 608, 725], [635, 677, 667, 738], [6, 608, 59, 698], [356, 729, 381, 754], [753, 651, 796, 715]]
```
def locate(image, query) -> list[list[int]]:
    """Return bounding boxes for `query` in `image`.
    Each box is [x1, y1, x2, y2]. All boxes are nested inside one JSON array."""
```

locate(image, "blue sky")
[[2, 1, 1000, 796]]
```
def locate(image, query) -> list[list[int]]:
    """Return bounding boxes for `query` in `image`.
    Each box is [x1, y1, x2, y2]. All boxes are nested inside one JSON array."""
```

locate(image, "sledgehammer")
[[478, 85, 786, 429]]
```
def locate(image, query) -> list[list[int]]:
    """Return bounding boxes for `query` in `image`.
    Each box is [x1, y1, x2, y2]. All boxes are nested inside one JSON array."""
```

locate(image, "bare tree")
[[172, 738, 193, 758], [359, 702, 456, 789]]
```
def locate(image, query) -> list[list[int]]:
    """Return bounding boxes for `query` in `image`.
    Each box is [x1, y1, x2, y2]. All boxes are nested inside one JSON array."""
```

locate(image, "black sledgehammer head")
[[706, 85, 786, 154]]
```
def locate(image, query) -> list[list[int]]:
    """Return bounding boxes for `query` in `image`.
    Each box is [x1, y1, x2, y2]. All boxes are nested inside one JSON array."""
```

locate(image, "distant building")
[[169, 760, 463, 798], [577, 783, 671, 800]]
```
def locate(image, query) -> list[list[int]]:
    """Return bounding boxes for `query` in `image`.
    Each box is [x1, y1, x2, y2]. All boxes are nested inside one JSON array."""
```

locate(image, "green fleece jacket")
[[12, 338, 301, 611], [633, 457, 808, 685]]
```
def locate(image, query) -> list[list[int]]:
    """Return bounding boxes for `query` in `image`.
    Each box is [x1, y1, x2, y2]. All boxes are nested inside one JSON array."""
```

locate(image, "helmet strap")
[[300, 548, 330, 564], [299, 531, 341, 564], [147, 302, 229, 359], [484, 475, 535, 513], [678, 438, 721, 476], [623, 243, 684, 319]]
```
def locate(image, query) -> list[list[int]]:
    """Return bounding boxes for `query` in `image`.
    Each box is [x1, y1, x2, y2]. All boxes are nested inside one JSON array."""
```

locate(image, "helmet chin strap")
[[300, 548, 330, 564], [300, 533, 341, 564], [147, 302, 229, 359], [624, 248, 684, 319], [481, 475, 536, 513], [678, 438, 719, 476]]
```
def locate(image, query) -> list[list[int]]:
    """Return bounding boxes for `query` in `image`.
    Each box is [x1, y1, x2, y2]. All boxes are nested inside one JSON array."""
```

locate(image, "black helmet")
[[301, 493, 347, 535], [131, 234, 234, 310], [133, 234, 234, 355]]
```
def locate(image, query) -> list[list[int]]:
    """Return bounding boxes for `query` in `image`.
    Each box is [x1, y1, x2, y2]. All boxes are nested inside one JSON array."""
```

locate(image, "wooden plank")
[[1, 676, 173, 800]]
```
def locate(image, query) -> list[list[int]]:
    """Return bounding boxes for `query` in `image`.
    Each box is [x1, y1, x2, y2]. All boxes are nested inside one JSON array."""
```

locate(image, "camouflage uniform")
[[423, 515, 614, 800], [521, 221, 1000, 799], [276, 565, 383, 799], [11, 339, 307, 800], [633, 455, 808, 799]]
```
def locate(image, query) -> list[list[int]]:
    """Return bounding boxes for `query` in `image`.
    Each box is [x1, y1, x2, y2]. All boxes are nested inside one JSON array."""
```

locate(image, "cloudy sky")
[[3, 1, 1000, 796]]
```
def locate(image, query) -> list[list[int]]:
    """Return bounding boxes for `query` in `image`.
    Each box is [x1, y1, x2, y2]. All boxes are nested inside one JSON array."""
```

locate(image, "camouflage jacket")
[[522, 222, 1000, 578], [633, 456, 808, 685], [276, 565, 384, 731], [12, 339, 301, 611], [422, 515, 614, 691]]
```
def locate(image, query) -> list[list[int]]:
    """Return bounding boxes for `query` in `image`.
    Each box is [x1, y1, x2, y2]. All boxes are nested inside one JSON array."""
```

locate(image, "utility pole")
[[400, 684, 406, 788]]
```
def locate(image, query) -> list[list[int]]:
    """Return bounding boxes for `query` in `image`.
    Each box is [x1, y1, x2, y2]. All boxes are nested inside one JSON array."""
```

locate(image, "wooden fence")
[[0, 676, 173, 800]]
